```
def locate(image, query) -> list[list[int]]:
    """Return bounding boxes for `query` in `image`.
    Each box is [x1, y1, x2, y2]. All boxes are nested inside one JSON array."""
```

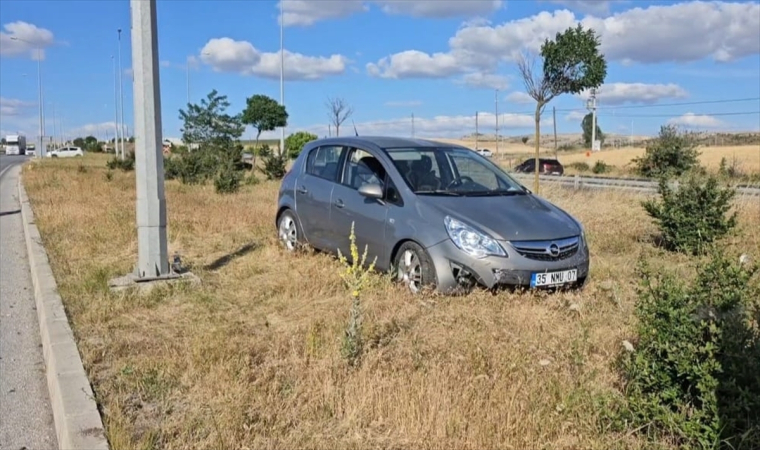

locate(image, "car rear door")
[[294, 144, 346, 252]]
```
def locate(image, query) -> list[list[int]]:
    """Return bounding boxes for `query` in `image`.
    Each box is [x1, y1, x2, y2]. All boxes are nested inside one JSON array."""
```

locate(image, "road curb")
[[17, 170, 110, 450]]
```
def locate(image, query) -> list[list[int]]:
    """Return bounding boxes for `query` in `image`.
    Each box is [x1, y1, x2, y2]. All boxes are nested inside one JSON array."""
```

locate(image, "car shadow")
[[202, 242, 258, 271], [0, 209, 20, 217]]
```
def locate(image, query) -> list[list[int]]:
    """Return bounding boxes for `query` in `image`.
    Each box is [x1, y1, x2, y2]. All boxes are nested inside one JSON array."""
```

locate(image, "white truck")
[[4, 134, 27, 155]]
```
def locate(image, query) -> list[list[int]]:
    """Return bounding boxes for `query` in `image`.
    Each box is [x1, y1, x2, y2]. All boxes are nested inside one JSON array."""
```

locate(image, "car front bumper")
[[426, 238, 590, 293]]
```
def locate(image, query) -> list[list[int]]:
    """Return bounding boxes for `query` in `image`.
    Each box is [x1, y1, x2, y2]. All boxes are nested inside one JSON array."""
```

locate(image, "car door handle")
[[297, 186, 308, 194], [334, 199, 344, 208]]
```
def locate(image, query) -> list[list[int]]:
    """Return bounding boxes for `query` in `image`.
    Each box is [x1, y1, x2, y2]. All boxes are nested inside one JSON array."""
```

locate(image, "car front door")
[[294, 144, 346, 252], [329, 147, 391, 267]]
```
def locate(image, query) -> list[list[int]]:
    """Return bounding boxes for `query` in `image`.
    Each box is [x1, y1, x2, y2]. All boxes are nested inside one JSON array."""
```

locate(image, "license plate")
[[530, 269, 577, 287]]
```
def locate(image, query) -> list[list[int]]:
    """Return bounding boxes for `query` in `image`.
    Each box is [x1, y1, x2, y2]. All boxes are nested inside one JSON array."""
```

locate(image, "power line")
[[601, 111, 760, 118], [592, 96, 760, 111]]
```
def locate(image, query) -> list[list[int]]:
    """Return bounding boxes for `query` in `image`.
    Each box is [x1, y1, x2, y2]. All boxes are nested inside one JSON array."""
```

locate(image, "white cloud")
[[368, 2, 760, 79], [544, 1, 621, 15], [668, 113, 726, 129], [505, 91, 534, 104], [278, 0, 367, 26], [297, 112, 548, 139], [200, 37, 347, 80], [375, 0, 503, 18], [367, 50, 463, 78], [0, 21, 55, 60], [0, 97, 36, 117], [384, 100, 422, 107], [578, 82, 689, 106], [457, 72, 510, 90], [277, 0, 502, 26], [565, 110, 587, 121]]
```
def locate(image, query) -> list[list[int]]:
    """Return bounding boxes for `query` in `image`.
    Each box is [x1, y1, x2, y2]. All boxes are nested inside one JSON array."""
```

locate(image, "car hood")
[[421, 193, 580, 241]]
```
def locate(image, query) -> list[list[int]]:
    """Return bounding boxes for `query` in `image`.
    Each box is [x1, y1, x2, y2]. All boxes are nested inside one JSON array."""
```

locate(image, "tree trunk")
[[253, 131, 261, 170], [336, 124, 340, 137], [533, 103, 542, 193]]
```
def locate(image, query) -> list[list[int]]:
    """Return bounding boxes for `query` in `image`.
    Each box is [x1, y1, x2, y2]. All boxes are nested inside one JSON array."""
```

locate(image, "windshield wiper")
[[415, 190, 463, 196], [464, 190, 525, 197]]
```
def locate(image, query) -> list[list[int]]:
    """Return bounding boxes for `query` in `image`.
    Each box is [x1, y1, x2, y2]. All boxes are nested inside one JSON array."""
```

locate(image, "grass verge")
[[22, 154, 760, 450]]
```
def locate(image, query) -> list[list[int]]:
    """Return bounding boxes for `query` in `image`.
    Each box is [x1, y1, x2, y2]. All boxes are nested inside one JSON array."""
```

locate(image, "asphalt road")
[[0, 155, 58, 450]]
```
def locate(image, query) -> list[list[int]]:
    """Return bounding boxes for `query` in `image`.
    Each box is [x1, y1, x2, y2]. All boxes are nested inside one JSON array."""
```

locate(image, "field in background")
[[22, 154, 760, 449], [556, 144, 760, 174]]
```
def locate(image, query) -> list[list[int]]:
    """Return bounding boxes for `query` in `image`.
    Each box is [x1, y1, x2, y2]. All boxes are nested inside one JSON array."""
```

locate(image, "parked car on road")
[[475, 148, 493, 157], [47, 146, 84, 158], [275, 137, 588, 294], [513, 158, 564, 176]]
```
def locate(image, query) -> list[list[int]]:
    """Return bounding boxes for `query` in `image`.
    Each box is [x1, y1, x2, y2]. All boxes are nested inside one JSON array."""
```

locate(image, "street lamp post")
[[118, 28, 126, 159], [11, 36, 46, 158], [279, 9, 285, 155]]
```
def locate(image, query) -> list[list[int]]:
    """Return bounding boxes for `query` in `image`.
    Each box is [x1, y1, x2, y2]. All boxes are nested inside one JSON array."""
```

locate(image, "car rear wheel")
[[277, 210, 302, 252], [394, 241, 436, 294]]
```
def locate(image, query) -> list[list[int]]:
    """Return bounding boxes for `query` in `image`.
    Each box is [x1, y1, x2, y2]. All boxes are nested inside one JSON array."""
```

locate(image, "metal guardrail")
[[509, 173, 760, 197]]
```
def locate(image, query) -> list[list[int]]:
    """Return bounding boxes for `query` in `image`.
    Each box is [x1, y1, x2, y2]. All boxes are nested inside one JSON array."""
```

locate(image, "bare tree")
[[325, 96, 353, 137], [516, 24, 606, 193]]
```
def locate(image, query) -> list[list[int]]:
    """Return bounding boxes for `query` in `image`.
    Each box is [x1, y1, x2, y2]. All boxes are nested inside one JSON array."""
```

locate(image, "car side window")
[[306, 145, 344, 182], [342, 148, 386, 190]]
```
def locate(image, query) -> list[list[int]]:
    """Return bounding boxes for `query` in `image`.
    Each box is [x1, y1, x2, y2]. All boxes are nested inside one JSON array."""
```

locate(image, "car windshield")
[[384, 146, 528, 196]]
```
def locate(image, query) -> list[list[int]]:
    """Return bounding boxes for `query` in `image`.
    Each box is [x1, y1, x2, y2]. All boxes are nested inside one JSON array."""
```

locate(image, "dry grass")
[[557, 144, 760, 175], [22, 154, 760, 450]]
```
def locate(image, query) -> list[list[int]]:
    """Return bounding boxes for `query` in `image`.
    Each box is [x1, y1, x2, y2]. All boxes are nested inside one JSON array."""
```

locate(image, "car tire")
[[277, 209, 303, 252], [394, 241, 437, 294]]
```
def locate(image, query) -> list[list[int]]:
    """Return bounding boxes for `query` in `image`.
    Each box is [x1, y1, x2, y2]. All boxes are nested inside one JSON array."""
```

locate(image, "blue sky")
[[1, 0, 759, 143]]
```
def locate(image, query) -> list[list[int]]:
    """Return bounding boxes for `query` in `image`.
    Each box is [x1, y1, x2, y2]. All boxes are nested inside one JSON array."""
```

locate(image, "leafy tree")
[[173, 89, 247, 192], [581, 112, 603, 147], [633, 125, 701, 178], [73, 137, 86, 148], [241, 94, 288, 156], [325, 96, 353, 137], [0, 137, 6, 145], [179, 89, 245, 157], [517, 24, 607, 192], [285, 131, 317, 159]]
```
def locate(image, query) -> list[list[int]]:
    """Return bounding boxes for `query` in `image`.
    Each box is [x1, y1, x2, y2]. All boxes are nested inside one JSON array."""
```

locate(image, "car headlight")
[[444, 216, 506, 259]]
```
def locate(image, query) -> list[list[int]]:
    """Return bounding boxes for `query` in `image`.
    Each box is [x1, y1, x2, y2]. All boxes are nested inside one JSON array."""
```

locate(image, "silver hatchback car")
[[275, 136, 589, 294]]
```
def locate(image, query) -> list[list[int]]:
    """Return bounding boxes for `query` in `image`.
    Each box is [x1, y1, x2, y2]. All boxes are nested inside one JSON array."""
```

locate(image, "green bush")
[[260, 153, 287, 180], [567, 161, 590, 172], [642, 175, 737, 255], [214, 162, 243, 194], [592, 160, 611, 174], [633, 125, 701, 178], [285, 131, 318, 159], [106, 151, 135, 172], [616, 251, 760, 449]]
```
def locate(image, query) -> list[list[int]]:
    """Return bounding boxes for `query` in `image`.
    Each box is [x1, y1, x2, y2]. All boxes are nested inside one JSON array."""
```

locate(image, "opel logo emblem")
[[548, 243, 560, 257]]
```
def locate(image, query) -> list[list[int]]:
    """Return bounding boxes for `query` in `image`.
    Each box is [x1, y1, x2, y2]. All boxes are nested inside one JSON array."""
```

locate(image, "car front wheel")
[[394, 241, 436, 294]]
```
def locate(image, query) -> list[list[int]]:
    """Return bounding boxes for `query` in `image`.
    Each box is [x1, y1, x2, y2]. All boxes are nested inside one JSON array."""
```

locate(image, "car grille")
[[509, 236, 579, 261]]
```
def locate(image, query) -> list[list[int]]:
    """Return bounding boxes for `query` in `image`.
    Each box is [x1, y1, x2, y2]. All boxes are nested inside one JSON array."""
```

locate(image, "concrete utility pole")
[[475, 111, 479, 150], [494, 89, 499, 157], [411, 113, 415, 138], [127, 0, 169, 280], [587, 88, 598, 151], [553, 106, 558, 158]]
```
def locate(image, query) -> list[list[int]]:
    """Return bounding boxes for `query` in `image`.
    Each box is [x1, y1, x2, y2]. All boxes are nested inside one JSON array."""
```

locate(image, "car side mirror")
[[358, 183, 384, 199]]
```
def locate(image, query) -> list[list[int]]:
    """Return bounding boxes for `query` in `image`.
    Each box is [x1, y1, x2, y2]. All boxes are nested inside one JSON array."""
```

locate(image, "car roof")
[[309, 136, 470, 150]]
